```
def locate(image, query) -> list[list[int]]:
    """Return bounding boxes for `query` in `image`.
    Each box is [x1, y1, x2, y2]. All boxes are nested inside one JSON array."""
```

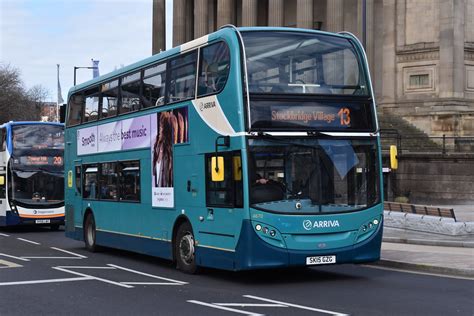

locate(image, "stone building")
[[153, 0, 474, 136]]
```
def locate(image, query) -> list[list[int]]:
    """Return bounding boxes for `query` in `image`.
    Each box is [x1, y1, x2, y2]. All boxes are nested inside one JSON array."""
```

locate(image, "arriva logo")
[[303, 219, 340, 230]]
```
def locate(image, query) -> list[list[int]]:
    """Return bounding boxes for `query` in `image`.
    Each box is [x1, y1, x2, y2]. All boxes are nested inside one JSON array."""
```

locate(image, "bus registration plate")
[[35, 219, 50, 224], [306, 255, 336, 265]]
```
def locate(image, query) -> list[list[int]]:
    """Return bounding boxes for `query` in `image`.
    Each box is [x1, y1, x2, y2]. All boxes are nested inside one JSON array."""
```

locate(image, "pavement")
[[378, 204, 474, 278]]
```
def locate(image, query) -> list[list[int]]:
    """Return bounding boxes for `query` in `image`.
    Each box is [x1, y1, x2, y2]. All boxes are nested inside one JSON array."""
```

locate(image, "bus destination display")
[[250, 100, 375, 131]]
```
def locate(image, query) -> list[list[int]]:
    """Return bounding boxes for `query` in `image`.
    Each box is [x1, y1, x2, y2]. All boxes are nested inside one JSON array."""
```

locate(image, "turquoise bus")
[[0, 121, 65, 229], [64, 26, 382, 273]]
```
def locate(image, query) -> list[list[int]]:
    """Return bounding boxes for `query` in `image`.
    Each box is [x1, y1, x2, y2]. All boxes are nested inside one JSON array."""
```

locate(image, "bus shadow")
[[199, 265, 365, 285], [82, 246, 363, 284], [0, 225, 64, 234]]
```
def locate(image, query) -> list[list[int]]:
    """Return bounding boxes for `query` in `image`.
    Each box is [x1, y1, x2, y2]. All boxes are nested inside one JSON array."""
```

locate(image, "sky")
[[0, 0, 173, 103]]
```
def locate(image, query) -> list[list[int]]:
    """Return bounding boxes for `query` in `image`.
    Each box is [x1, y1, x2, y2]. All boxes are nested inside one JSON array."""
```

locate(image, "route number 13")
[[337, 107, 351, 126]]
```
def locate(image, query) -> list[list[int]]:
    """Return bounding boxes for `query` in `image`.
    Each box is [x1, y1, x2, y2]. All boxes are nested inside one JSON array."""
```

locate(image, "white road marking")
[[22, 247, 87, 260], [0, 233, 10, 237], [0, 277, 91, 286], [50, 247, 87, 259], [187, 300, 264, 316], [243, 295, 348, 315], [215, 303, 287, 307], [17, 238, 40, 245], [22, 257, 83, 260], [0, 259, 22, 269], [364, 264, 474, 281], [0, 253, 30, 262], [107, 264, 188, 285], [52, 266, 133, 288], [53, 266, 115, 269], [121, 282, 183, 285]]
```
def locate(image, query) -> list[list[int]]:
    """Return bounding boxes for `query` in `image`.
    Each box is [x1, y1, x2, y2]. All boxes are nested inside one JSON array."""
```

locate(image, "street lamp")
[[73, 66, 98, 86]]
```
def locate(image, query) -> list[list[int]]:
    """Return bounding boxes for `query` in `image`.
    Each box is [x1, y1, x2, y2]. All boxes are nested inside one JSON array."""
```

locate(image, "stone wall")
[[386, 153, 474, 204]]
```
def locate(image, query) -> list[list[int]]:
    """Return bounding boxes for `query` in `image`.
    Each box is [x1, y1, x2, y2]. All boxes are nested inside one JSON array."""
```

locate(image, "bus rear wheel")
[[84, 213, 99, 252], [175, 222, 198, 274]]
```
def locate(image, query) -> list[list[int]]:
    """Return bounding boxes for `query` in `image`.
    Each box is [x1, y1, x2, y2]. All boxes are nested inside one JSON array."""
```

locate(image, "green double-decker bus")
[[65, 26, 382, 273]]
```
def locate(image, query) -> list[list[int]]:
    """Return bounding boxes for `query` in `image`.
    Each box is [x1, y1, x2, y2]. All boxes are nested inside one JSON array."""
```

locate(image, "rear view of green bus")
[[65, 26, 382, 273]]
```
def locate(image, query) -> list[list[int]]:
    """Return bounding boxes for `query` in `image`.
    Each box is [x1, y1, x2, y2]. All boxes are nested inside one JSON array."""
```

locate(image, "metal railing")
[[380, 129, 474, 155]]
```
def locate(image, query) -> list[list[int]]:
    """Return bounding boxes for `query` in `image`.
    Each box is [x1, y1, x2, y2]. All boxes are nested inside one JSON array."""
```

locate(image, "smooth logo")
[[303, 219, 340, 230]]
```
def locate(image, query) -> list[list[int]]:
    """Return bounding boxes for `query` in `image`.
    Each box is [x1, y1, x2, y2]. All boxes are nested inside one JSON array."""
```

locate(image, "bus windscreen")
[[242, 31, 369, 96], [242, 31, 375, 131]]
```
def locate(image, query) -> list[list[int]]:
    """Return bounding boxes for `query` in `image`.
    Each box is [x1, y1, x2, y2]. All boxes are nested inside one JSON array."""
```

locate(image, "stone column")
[[173, 0, 186, 46], [217, 0, 234, 28], [372, 0, 384, 100], [439, 0, 465, 99], [185, 0, 194, 42], [152, 0, 166, 54], [268, 0, 284, 26], [194, 0, 208, 38], [297, 0, 313, 29], [326, 0, 344, 32], [242, 0, 258, 26], [208, 0, 216, 33], [382, 0, 396, 104], [365, 0, 375, 76]]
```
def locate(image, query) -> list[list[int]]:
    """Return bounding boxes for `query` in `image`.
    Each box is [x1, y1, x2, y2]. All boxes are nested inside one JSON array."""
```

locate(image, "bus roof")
[[67, 26, 357, 100]]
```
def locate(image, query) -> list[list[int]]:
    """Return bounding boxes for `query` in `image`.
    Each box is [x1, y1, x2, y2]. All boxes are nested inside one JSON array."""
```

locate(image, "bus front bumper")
[[233, 218, 383, 270], [0, 211, 65, 227]]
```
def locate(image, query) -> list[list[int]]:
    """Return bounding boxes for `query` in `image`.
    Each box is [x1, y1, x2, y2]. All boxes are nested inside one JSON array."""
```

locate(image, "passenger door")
[[65, 162, 82, 232], [201, 151, 243, 245]]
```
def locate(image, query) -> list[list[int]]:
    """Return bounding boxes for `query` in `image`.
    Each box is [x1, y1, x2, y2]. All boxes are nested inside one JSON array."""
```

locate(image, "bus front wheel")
[[84, 213, 99, 252], [175, 222, 198, 274]]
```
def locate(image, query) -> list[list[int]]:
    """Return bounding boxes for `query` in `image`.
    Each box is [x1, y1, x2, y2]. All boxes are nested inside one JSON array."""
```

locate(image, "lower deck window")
[[82, 160, 140, 202]]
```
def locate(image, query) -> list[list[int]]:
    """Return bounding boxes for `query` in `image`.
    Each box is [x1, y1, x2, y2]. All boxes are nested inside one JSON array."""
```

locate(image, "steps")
[[378, 112, 442, 153]]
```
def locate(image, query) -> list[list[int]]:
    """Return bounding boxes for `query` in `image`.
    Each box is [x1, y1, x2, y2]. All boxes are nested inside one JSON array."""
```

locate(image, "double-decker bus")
[[64, 26, 382, 273], [0, 122, 65, 229]]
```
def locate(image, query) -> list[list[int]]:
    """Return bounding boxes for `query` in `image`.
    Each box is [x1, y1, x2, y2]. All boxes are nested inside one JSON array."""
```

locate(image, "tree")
[[0, 63, 49, 123]]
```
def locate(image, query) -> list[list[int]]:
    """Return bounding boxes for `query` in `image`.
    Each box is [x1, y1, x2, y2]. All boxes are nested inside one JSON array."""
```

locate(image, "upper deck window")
[[167, 51, 197, 103], [11, 124, 64, 151], [198, 42, 230, 96], [84, 88, 100, 122], [120, 72, 141, 114], [100, 80, 119, 118], [143, 63, 166, 108], [67, 94, 84, 126], [242, 31, 368, 96]]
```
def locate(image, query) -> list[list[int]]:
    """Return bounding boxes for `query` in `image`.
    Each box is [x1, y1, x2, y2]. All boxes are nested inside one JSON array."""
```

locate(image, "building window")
[[409, 74, 430, 88]]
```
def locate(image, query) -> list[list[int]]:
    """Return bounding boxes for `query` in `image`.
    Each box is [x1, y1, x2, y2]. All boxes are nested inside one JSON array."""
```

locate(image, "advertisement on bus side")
[[151, 108, 188, 208]]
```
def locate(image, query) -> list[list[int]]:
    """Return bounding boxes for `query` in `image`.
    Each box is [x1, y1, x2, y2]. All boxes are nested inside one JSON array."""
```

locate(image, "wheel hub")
[[179, 233, 195, 264]]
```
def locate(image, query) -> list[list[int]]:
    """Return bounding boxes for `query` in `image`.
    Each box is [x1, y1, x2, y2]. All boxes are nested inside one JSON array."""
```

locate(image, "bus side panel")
[[69, 226, 173, 260]]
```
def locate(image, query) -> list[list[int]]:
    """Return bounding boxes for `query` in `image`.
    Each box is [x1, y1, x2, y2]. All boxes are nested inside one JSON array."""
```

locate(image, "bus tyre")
[[175, 222, 198, 274], [84, 213, 99, 252]]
